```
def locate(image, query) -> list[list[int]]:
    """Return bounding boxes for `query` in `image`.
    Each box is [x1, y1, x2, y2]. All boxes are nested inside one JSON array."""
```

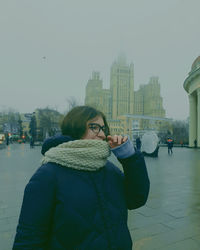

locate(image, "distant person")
[[5, 133, 9, 146], [194, 139, 197, 148], [13, 105, 150, 250], [180, 140, 183, 147], [136, 137, 141, 151], [167, 138, 173, 154], [30, 136, 34, 148]]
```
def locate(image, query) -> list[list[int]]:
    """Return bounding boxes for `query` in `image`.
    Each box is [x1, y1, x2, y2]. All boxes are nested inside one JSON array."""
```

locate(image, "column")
[[189, 93, 197, 147], [197, 89, 200, 147]]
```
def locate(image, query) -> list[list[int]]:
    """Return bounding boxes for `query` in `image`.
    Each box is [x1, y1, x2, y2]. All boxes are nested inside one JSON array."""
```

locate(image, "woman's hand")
[[107, 135, 128, 148]]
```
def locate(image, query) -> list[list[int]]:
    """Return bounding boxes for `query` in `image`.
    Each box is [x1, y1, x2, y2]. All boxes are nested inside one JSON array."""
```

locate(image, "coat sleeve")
[[118, 151, 150, 210], [13, 164, 56, 250]]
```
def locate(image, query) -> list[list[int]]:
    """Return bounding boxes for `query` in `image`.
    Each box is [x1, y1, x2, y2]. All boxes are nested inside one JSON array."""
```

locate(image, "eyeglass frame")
[[88, 123, 108, 136]]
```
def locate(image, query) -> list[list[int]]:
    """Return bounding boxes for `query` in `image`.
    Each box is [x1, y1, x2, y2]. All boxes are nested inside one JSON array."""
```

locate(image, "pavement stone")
[[127, 146, 200, 250], [159, 238, 200, 250], [0, 144, 200, 250]]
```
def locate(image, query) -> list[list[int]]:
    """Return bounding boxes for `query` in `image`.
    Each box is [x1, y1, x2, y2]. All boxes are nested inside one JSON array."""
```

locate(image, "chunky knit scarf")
[[42, 139, 111, 171]]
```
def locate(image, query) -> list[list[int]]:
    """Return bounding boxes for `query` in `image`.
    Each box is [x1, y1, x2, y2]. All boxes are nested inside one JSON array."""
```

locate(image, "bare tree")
[[171, 119, 189, 145], [0, 107, 20, 134], [37, 108, 63, 140], [64, 96, 80, 114]]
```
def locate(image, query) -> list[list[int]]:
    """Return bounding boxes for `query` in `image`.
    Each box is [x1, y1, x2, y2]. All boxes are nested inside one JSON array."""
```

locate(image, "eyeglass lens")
[[88, 123, 107, 134]]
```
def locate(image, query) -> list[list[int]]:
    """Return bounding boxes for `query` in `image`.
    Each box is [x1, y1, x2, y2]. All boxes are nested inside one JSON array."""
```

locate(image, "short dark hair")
[[61, 106, 110, 139]]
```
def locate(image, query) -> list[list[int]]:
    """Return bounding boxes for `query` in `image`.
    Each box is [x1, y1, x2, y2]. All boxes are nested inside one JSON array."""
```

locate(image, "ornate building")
[[85, 71, 112, 119], [85, 57, 167, 137], [184, 56, 200, 147], [85, 72, 103, 109], [134, 77, 165, 117], [110, 55, 134, 119]]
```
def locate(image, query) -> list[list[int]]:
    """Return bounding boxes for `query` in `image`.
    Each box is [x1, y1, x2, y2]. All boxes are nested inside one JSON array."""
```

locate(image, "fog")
[[1, 0, 200, 120]]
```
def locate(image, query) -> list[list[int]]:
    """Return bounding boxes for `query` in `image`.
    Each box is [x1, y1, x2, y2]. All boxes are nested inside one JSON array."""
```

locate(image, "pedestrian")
[[13, 105, 150, 250], [167, 138, 173, 154], [136, 136, 141, 151], [29, 136, 34, 148], [194, 139, 197, 148], [5, 133, 9, 146]]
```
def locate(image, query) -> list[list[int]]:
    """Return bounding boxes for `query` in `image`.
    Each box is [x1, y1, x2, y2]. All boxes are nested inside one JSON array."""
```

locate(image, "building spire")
[[117, 52, 126, 65]]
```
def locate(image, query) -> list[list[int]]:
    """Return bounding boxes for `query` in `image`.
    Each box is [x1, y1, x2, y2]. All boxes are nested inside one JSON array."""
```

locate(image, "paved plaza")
[[0, 143, 200, 250]]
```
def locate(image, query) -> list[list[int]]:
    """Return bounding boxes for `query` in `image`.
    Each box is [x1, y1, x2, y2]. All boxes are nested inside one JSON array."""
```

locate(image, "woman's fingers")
[[113, 135, 121, 144], [107, 135, 128, 148], [122, 136, 128, 142]]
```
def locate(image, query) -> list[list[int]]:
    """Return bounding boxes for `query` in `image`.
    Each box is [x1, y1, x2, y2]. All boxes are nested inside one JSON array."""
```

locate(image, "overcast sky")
[[1, 0, 200, 120]]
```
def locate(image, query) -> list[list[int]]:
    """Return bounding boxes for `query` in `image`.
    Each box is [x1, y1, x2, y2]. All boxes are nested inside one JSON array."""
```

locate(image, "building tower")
[[134, 77, 165, 117], [110, 55, 134, 119], [143, 77, 165, 117], [85, 71, 103, 109], [85, 71, 112, 118]]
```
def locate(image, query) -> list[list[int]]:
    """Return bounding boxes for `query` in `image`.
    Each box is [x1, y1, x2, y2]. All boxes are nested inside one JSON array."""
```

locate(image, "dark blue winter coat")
[[13, 136, 150, 250]]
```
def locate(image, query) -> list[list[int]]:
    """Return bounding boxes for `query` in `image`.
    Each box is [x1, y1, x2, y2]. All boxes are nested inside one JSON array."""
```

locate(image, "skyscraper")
[[85, 71, 103, 109], [110, 55, 134, 119], [85, 58, 166, 121], [134, 77, 165, 117], [85, 71, 112, 118]]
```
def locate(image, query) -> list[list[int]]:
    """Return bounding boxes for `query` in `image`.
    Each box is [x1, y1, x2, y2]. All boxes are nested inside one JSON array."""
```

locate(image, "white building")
[[184, 56, 200, 147]]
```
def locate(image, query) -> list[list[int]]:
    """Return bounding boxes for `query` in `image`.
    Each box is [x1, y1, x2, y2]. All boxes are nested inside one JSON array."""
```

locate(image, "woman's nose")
[[98, 129, 106, 139]]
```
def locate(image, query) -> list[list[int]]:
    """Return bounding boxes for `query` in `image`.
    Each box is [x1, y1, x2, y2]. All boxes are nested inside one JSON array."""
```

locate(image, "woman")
[[13, 106, 150, 250]]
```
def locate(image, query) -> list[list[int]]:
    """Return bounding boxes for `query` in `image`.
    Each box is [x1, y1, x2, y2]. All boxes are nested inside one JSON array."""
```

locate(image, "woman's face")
[[82, 116, 107, 140]]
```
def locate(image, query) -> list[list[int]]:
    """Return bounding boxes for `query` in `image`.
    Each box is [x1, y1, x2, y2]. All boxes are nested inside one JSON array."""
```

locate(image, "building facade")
[[184, 56, 200, 147], [110, 55, 134, 119], [85, 56, 168, 137], [20, 113, 33, 135], [85, 71, 103, 109], [134, 77, 165, 117], [116, 114, 172, 140], [85, 71, 112, 119]]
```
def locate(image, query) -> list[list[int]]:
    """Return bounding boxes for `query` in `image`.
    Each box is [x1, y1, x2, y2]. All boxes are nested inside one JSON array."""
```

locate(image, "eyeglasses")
[[88, 123, 108, 135]]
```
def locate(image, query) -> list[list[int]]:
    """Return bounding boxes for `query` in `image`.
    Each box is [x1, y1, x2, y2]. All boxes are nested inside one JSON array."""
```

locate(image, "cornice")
[[183, 67, 200, 93]]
